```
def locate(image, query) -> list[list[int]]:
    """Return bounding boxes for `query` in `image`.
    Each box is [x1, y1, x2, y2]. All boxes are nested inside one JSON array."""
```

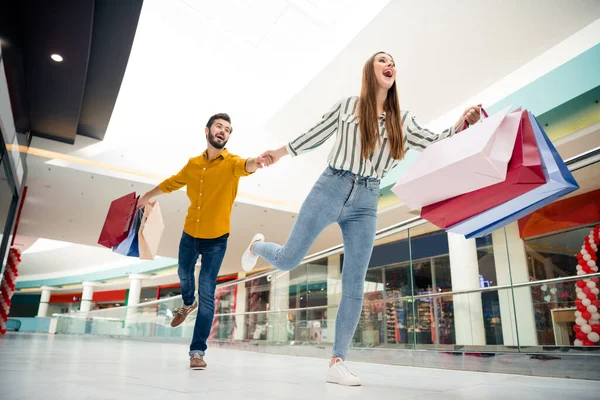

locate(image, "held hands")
[[256, 147, 286, 168]]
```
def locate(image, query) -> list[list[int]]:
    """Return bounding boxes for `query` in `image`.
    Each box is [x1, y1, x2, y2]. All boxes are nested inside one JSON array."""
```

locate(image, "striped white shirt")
[[286, 96, 458, 179]]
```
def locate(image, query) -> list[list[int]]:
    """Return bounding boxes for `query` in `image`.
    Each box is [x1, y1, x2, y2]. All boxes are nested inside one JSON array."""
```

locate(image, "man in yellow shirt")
[[138, 113, 268, 369]]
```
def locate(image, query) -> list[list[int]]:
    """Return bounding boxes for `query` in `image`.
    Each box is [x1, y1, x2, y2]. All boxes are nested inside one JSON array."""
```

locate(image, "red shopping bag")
[[98, 192, 138, 248], [421, 110, 546, 229]]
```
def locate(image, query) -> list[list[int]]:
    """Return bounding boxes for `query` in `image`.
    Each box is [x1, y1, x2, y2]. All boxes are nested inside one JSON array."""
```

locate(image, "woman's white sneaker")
[[241, 233, 264, 272], [326, 358, 361, 386]]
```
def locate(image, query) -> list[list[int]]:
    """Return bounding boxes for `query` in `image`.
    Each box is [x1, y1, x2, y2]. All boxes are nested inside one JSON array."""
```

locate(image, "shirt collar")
[[202, 148, 229, 161]]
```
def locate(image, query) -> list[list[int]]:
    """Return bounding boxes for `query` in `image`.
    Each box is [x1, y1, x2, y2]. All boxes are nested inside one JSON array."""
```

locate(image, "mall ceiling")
[[0, 0, 143, 144]]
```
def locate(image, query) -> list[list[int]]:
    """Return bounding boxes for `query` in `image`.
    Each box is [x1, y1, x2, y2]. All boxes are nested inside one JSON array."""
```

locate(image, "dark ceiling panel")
[[78, 0, 144, 141], [0, 0, 30, 134], [22, 0, 95, 144], [1, 0, 143, 145]]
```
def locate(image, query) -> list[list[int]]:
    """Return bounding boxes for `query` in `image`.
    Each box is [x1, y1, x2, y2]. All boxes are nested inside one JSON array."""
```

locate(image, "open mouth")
[[383, 69, 393, 78], [215, 134, 224, 141]]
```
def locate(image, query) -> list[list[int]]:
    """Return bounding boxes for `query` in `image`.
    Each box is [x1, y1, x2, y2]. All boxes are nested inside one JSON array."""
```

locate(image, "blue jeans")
[[253, 166, 379, 360], [178, 231, 228, 356]]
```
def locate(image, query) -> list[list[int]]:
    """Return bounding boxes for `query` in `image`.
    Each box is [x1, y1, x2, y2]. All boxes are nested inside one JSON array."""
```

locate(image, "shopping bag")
[[98, 192, 138, 248], [392, 105, 517, 209], [112, 208, 142, 257], [447, 111, 579, 238], [138, 201, 165, 260], [421, 110, 546, 228]]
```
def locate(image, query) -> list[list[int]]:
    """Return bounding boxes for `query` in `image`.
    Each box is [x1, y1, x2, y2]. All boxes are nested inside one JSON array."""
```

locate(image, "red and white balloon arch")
[[573, 225, 600, 346]]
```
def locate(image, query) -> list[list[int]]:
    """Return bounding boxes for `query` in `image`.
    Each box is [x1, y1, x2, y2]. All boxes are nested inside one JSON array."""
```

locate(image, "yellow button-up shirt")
[[158, 149, 252, 239]]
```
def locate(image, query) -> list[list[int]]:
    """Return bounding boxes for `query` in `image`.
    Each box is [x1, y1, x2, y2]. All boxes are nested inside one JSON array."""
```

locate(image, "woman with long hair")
[[242, 52, 481, 386]]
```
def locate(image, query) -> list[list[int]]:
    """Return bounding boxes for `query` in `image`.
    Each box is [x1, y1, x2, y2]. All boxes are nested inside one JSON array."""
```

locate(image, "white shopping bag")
[[392, 105, 518, 210], [138, 201, 165, 260]]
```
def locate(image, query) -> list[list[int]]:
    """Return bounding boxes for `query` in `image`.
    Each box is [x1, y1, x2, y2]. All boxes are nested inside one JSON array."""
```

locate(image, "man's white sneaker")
[[326, 358, 361, 386], [241, 233, 264, 272]]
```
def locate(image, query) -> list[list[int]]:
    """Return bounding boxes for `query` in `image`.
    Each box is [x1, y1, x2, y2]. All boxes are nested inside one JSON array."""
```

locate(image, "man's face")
[[205, 119, 232, 149]]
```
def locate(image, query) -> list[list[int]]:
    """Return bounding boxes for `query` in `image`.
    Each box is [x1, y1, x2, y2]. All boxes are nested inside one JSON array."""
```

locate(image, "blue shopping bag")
[[446, 111, 579, 238], [112, 208, 142, 257]]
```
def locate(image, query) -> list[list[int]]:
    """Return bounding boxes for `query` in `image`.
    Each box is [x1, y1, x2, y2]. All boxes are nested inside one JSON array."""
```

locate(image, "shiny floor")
[[1, 333, 599, 399]]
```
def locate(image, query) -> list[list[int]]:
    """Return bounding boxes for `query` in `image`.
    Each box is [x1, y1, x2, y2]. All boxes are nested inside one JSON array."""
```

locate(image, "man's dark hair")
[[206, 113, 232, 132]]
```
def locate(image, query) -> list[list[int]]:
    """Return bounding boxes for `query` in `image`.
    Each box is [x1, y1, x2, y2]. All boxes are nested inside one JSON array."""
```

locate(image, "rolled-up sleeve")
[[403, 110, 456, 152], [286, 100, 342, 157], [232, 156, 253, 177]]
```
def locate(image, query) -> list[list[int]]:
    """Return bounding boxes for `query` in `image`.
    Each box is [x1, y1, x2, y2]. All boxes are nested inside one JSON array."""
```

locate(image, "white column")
[[234, 272, 247, 341], [327, 255, 342, 343], [268, 271, 290, 342], [492, 222, 538, 346], [80, 282, 97, 313], [37, 286, 56, 317], [448, 233, 486, 345], [127, 274, 151, 307]]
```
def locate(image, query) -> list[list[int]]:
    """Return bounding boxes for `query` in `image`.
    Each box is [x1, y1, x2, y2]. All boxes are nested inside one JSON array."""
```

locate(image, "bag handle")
[[461, 106, 488, 131]]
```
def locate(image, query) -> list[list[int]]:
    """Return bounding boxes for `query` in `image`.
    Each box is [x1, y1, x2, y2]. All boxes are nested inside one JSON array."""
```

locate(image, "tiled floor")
[[1, 333, 599, 399]]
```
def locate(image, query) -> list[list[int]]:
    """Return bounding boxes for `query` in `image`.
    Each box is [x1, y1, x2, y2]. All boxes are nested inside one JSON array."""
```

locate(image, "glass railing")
[[54, 146, 600, 354]]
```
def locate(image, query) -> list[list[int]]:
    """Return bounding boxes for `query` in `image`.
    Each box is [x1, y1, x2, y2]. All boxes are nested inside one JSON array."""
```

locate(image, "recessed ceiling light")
[[50, 54, 63, 62]]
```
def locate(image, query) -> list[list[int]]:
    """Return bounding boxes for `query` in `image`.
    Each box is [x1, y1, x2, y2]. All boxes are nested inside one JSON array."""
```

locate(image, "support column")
[[448, 233, 486, 345], [127, 274, 151, 308], [80, 282, 97, 313], [327, 255, 342, 343], [234, 272, 247, 341], [37, 286, 57, 317], [492, 222, 538, 346], [268, 271, 290, 342]]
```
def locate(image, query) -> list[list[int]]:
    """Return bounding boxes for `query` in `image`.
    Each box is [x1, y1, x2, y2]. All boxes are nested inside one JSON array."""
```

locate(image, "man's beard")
[[208, 132, 227, 149]]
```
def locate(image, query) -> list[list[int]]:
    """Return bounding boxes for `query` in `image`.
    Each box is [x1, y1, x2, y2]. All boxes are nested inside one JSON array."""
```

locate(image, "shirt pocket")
[[340, 113, 358, 126]]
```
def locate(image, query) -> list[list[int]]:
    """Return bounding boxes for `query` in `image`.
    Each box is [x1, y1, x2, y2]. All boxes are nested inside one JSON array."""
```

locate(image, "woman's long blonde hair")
[[358, 52, 405, 160]]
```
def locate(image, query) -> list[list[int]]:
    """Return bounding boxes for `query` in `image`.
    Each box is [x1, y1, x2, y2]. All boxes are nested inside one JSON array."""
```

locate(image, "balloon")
[[592, 313, 600, 321], [593, 278, 600, 284], [576, 332, 588, 341], [584, 287, 592, 295], [543, 295, 551, 303], [588, 293, 597, 301], [550, 287, 558, 295], [574, 339, 584, 346], [588, 332, 600, 343], [591, 320, 600, 326], [575, 311, 583, 318], [578, 292, 588, 300], [577, 280, 587, 288], [576, 317, 587, 326], [584, 340, 594, 346], [541, 285, 548, 292], [588, 260, 597, 268], [582, 325, 593, 334], [577, 298, 584, 306], [588, 305, 599, 314], [583, 298, 592, 307], [588, 281, 597, 289], [593, 300, 600, 307], [582, 311, 592, 320], [593, 288, 600, 295], [578, 304, 587, 312], [592, 325, 600, 334], [574, 324, 582, 333]]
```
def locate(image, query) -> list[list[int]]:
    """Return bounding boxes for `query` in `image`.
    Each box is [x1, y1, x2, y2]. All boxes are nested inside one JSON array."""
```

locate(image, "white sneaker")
[[241, 233, 264, 272], [326, 358, 361, 386]]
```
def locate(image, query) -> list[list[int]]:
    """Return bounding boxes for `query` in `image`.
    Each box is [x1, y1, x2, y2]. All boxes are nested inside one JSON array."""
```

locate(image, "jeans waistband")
[[327, 166, 380, 188]]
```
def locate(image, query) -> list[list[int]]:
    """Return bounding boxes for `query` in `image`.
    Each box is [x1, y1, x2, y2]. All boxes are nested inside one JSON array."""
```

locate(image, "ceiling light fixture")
[[50, 54, 63, 62]]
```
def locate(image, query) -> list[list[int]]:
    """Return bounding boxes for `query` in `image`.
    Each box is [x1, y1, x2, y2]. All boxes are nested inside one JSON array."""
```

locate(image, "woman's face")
[[373, 52, 396, 90]]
